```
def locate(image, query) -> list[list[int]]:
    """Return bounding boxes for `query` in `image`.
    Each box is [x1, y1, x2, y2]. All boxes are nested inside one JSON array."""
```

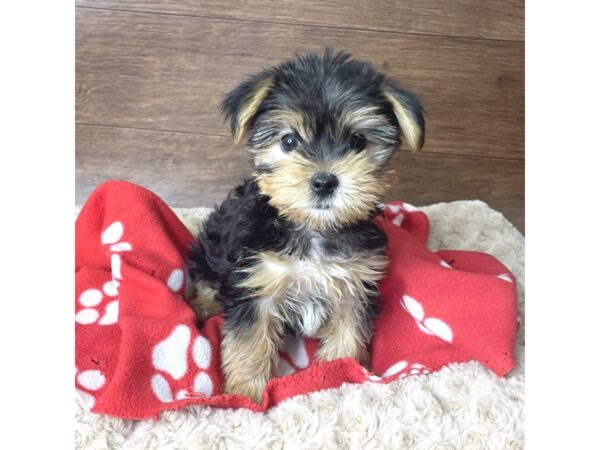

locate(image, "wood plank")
[[76, 8, 524, 160], [76, 0, 524, 42], [76, 125, 524, 232]]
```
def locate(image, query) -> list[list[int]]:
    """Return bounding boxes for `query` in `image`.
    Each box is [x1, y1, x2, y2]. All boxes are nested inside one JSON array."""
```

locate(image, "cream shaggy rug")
[[75, 200, 525, 449]]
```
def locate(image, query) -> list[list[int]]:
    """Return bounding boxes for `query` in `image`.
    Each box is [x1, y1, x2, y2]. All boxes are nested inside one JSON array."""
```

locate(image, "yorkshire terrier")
[[188, 49, 425, 402]]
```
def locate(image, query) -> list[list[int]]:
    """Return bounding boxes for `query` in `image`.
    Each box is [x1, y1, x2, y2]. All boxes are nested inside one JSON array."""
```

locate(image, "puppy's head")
[[221, 49, 425, 230]]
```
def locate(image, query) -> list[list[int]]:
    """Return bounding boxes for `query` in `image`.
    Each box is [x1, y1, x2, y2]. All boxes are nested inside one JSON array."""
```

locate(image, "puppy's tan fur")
[[256, 150, 390, 231], [190, 281, 221, 320]]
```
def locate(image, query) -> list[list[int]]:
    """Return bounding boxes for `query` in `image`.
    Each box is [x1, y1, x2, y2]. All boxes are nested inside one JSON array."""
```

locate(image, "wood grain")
[[76, 0, 524, 42], [76, 124, 524, 232], [76, 8, 524, 160]]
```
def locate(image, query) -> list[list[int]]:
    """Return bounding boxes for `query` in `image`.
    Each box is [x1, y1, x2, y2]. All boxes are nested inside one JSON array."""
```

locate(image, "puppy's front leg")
[[316, 296, 371, 366], [221, 300, 283, 402]]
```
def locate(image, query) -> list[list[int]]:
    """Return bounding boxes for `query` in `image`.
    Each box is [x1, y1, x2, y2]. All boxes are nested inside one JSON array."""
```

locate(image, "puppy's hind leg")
[[221, 299, 284, 402], [190, 280, 222, 321]]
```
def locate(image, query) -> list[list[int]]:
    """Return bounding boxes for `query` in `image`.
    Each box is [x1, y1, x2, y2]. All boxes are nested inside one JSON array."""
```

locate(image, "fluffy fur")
[[76, 201, 525, 450], [188, 50, 425, 401]]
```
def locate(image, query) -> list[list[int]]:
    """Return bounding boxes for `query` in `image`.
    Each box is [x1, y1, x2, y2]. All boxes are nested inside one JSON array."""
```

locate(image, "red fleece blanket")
[[75, 181, 518, 419]]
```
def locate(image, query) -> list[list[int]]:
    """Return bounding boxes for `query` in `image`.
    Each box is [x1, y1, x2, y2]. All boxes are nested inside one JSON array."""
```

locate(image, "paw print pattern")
[[167, 269, 185, 292], [440, 260, 453, 269], [387, 202, 418, 227], [75, 283, 119, 325], [104, 220, 191, 296], [166, 267, 195, 299], [74, 221, 133, 326], [362, 367, 383, 382], [75, 367, 107, 410], [497, 273, 513, 283], [381, 360, 431, 379], [101, 221, 133, 281], [150, 324, 214, 403], [401, 294, 454, 343], [276, 336, 309, 377]]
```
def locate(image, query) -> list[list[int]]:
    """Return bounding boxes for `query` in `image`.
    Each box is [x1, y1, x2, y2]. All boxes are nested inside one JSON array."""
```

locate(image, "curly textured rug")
[[75, 200, 525, 450]]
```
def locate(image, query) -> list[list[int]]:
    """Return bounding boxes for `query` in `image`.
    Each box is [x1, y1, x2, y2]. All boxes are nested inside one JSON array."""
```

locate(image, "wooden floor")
[[76, 0, 524, 232]]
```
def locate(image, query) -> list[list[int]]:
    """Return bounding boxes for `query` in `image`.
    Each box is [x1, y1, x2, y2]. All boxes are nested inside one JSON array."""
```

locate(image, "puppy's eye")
[[281, 133, 299, 152], [350, 133, 367, 151]]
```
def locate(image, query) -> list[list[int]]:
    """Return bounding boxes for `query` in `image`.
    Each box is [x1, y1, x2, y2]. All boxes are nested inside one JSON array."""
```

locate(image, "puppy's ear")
[[382, 82, 425, 152], [221, 70, 275, 143]]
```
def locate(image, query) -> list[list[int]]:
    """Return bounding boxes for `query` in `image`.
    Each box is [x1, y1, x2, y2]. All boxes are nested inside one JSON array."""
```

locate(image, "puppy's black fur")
[[188, 179, 387, 336], [226, 51, 424, 160]]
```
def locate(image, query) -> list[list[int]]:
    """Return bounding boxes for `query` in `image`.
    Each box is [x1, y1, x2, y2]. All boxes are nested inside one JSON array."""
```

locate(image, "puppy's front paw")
[[223, 376, 267, 403], [220, 314, 281, 403], [316, 340, 369, 366]]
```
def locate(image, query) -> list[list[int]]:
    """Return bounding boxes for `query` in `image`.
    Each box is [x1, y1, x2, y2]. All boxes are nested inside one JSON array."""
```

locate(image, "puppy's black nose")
[[311, 173, 339, 197]]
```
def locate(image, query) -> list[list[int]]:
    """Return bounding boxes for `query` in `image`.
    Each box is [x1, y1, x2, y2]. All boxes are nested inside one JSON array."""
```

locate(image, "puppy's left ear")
[[382, 82, 425, 152], [221, 70, 275, 144]]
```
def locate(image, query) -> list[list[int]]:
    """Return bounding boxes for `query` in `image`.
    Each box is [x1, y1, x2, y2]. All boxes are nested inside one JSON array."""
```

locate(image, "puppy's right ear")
[[220, 70, 275, 143], [381, 81, 425, 152]]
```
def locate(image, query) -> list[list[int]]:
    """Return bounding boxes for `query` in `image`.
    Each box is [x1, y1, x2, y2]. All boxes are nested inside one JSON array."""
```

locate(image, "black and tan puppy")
[[188, 49, 425, 401]]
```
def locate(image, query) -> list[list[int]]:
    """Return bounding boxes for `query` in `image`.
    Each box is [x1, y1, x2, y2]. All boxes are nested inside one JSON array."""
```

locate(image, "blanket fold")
[[75, 181, 518, 419]]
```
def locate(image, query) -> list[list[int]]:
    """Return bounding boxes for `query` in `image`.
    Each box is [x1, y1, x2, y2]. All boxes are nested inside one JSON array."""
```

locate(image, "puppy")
[[188, 49, 425, 402]]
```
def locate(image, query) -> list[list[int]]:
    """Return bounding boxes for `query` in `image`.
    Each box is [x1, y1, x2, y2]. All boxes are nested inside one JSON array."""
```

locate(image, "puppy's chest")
[[247, 239, 354, 297], [240, 237, 386, 336]]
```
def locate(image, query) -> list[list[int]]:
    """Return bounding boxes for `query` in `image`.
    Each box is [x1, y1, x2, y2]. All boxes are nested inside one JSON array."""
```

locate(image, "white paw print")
[[276, 336, 309, 377], [166, 267, 195, 298], [401, 294, 454, 343], [167, 268, 185, 292], [440, 260, 453, 269], [387, 202, 418, 227], [75, 282, 119, 325], [382, 360, 431, 379], [150, 324, 214, 402], [102, 220, 189, 296], [75, 366, 106, 410], [101, 221, 132, 281], [362, 367, 383, 382], [497, 273, 513, 283], [75, 221, 133, 326]]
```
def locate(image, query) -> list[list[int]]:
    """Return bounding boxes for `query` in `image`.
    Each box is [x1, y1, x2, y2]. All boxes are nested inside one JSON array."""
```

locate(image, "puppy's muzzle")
[[310, 173, 338, 198]]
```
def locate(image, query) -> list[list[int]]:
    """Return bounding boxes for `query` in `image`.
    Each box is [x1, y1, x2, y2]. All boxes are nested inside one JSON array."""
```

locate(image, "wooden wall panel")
[[76, 2, 524, 233], [76, 125, 524, 231], [76, 8, 524, 160], [76, 0, 524, 41]]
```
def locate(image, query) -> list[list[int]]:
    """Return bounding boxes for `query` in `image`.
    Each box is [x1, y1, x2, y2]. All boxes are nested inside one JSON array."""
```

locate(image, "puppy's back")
[[188, 179, 282, 288]]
